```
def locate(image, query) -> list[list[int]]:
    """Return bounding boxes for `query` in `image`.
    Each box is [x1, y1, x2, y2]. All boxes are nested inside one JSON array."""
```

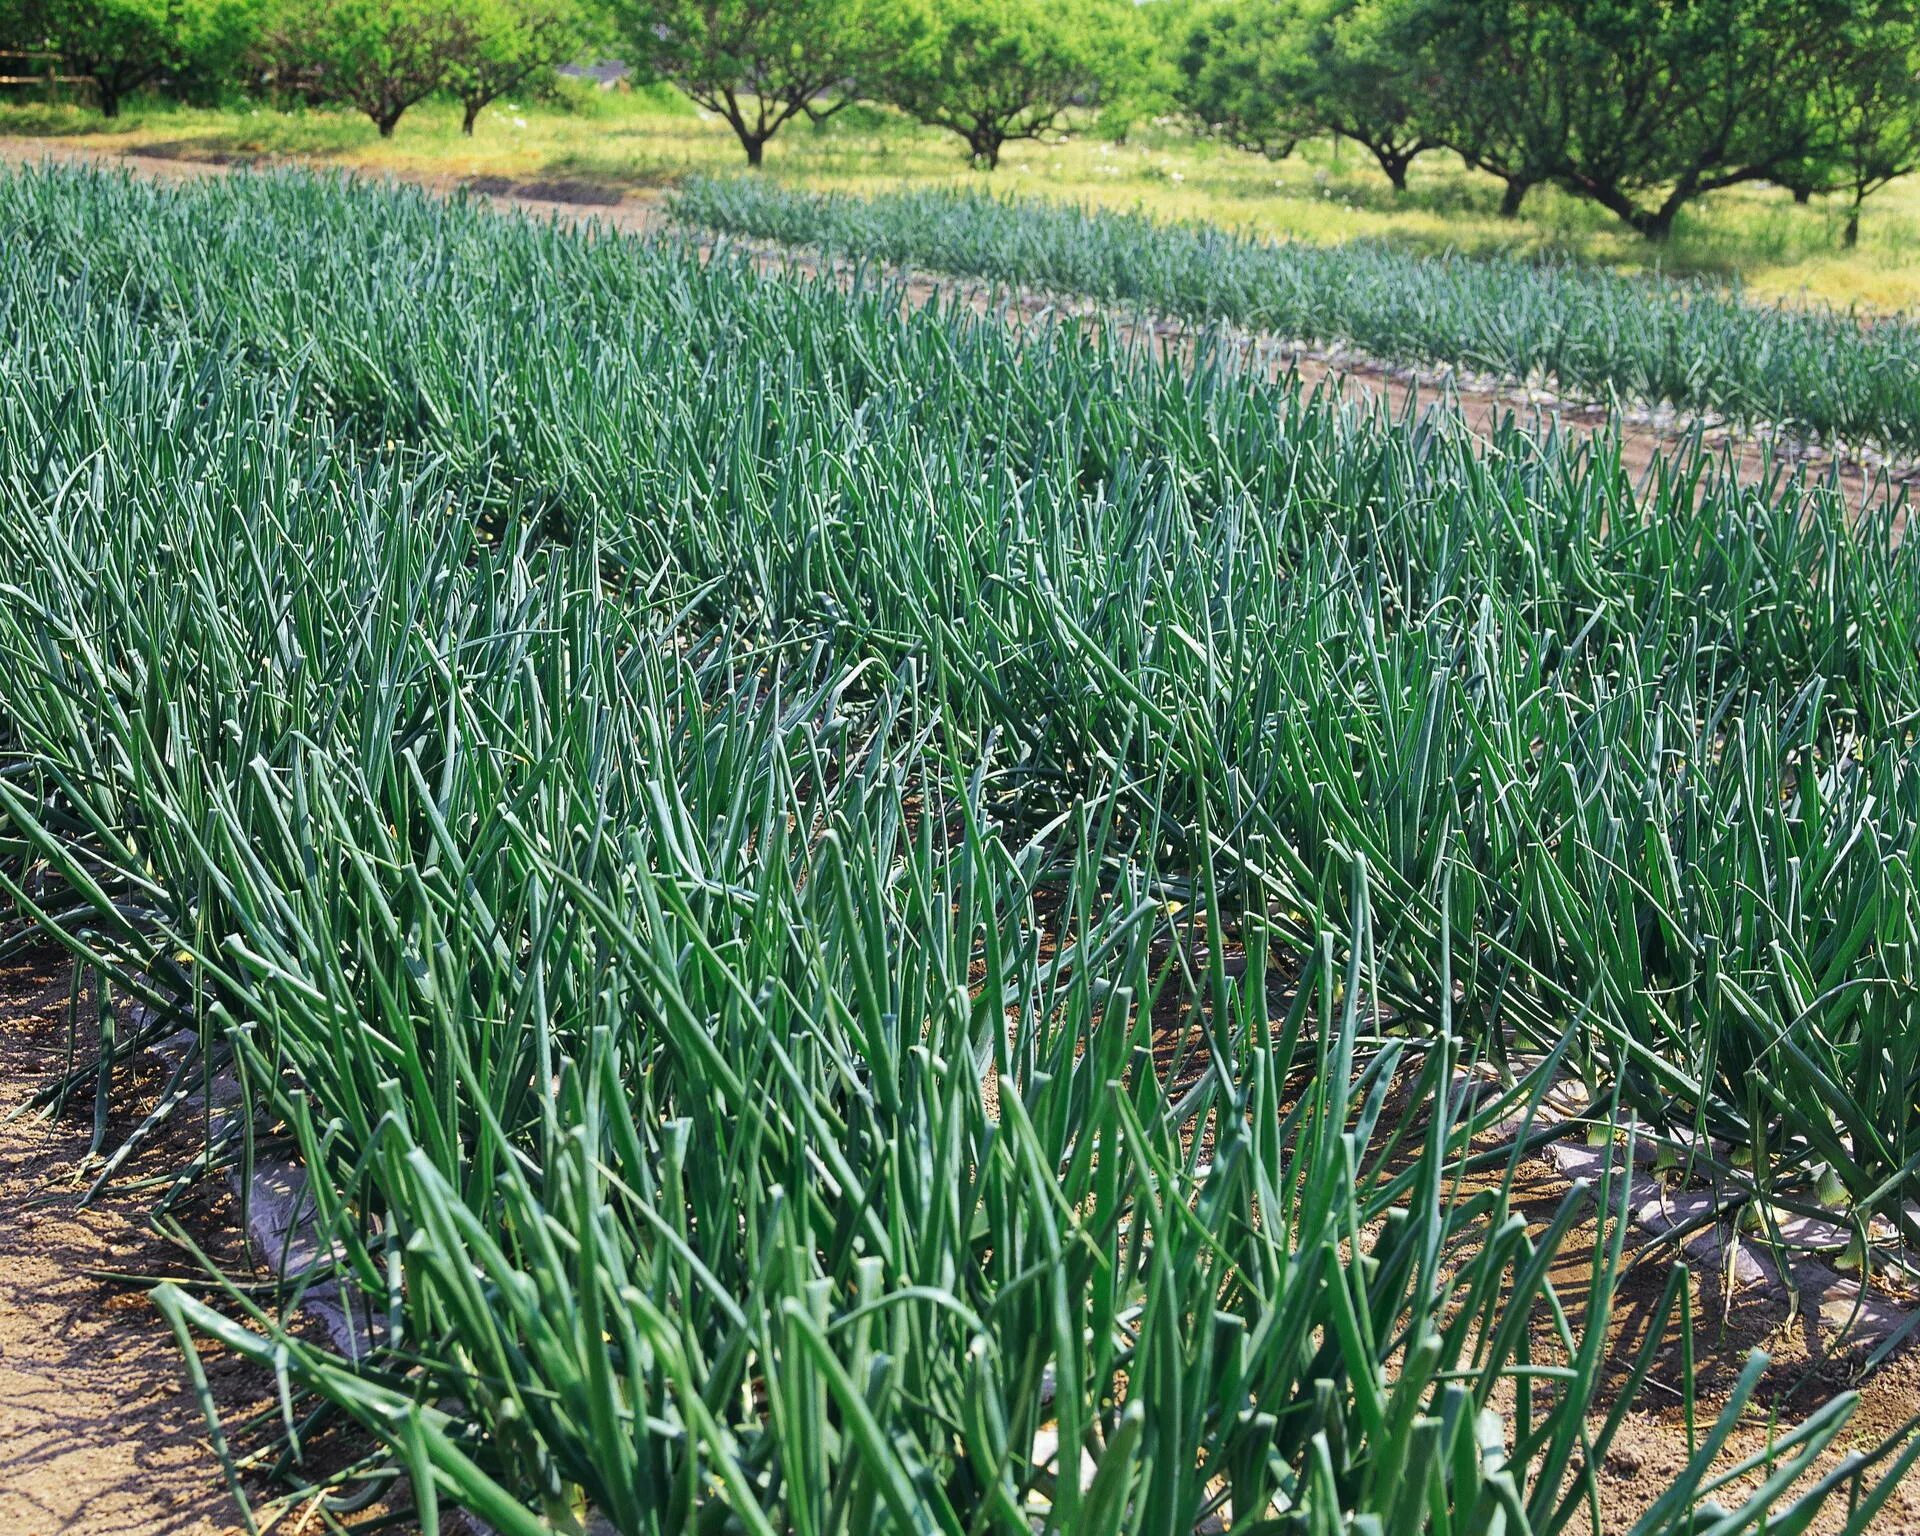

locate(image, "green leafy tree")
[[607, 0, 874, 166], [23, 0, 261, 116], [1173, 0, 1317, 160], [1091, 0, 1182, 141], [445, 0, 597, 135], [38, 0, 173, 117], [259, 0, 464, 137], [1786, 1, 1920, 248], [1568, 0, 1834, 239], [1399, 0, 1565, 216], [1416, 0, 1845, 240], [1306, 0, 1434, 191], [1171, 0, 1436, 190], [875, 0, 1152, 169]]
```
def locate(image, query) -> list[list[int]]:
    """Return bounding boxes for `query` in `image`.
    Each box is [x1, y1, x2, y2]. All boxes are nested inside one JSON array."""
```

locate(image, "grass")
[[0, 161, 1917, 1532], [3, 84, 1920, 310]]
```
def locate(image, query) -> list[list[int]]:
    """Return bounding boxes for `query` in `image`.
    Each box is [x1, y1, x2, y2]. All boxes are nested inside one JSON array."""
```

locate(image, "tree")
[[1398, 0, 1565, 217], [259, 0, 464, 137], [1171, 0, 1437, 192], [1414, 0, 1847, 241], [1091, 0, 1182, 141], [25, 0, 260, 117], [445, 0, 596, 135], [875, 0, 1151, 169], [1786, 2, 1920, 248], [1305, 0, 1434, 192], [36, 0, 172, 116], [1173, 0, 1317, 160], [607, 0, 873, 166], [1568, 0, 1837, 240]]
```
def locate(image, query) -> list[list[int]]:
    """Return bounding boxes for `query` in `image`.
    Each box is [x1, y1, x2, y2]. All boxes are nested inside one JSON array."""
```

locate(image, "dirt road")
[[0, 960, 250, 1536]]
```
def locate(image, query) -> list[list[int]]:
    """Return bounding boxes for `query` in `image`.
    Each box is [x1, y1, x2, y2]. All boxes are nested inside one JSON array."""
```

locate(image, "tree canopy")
[[1174, 0, 1434, 191], [10, 0, 263, 116], [445, 0, 598, 134], [875, 0, 1152, 169], [1784, 0, 1920, 246], [1174, 0, 1317, 160], [1171, 0, 1920, 239], [608, 0, 876, 165]]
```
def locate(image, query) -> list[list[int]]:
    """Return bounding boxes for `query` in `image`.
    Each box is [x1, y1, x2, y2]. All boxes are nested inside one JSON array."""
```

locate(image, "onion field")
[[669, 177, 1920, 456], [1, 164, 1917, 1533]]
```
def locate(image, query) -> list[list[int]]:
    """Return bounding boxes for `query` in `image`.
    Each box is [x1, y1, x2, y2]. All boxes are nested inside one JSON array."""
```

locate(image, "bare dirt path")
[[0, 958, 252, 1536], [3, 133, 1913, 513]]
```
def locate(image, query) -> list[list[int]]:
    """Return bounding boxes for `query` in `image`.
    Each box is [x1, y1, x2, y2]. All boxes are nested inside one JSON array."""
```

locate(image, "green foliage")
[[1396, 0, 1559, 215], [1303, 0, 1434, 189], [258, 0, 468, 135], [1786, 0, 1920, 248], [11, 0, 263, 115], [256, 0, 596, 139], [872, 0, 1153, 168], [1411, 0, 1855, 239], [1172, 0, 1316, 159], [1171, 0, 1435, 188], [2, 160, 1919, 1535], [1170, 0, 1920, 241], [444, 0, 599, 134], [606, 0, 878, 164]]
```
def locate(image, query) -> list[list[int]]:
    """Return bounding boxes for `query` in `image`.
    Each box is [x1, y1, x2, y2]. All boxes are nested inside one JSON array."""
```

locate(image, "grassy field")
[[2, 161, 1917, 1533], [4, 85, 1920, 311]]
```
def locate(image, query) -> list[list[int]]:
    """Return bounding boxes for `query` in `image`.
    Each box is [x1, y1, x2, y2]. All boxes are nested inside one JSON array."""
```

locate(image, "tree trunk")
[[1498, 177, 1532, 218], [1375, 147, 1411, 192], [1792, 185, 1812, 205], [969, 130, 1002, 170], [376, 110, 402, 139], [96, 83, 120, 118], [1639, 176, 1704, 242], [714, 100, 769, 166], [1844, 192, 1862, 249], [462, 99, 483, 136], [1629, 184, 1692, 242], [1576, 176, 1667, 240]]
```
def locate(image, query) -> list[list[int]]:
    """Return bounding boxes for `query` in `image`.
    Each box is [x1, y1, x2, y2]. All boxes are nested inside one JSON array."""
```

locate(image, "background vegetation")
[[5, 0, 1920, 309]]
